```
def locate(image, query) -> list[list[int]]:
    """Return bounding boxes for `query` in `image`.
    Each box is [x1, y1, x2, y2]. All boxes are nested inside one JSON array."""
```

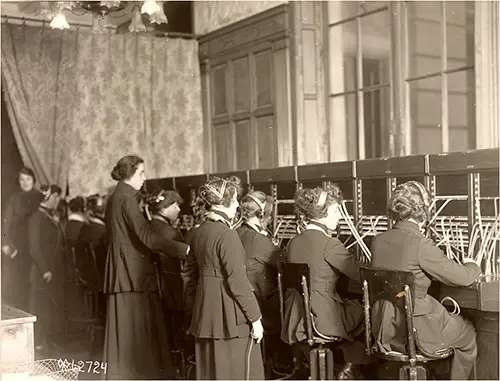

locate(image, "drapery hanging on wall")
[[1, 23, 204, 196], [1, 23, 79, 190]]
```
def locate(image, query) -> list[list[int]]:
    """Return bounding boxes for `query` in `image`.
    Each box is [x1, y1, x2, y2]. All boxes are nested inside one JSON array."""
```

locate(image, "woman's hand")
[[42, 271, 53, 283], [251, 318, 264, 343], [2, 245, 18, 258]]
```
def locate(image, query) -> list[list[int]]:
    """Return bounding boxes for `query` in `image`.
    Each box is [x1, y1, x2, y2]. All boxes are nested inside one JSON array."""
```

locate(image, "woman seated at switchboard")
[[237, 190, 284, 332], [281, 184, 372, 379], [145, 189, 187, 349], [370, 181, 481, 380]]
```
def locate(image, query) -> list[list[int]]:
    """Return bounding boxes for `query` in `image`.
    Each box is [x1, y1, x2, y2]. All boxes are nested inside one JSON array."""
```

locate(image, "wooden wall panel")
[[256, 115, 276, 168], [232, 57, 250, 112], [212, 65, 228, 116], [214, 123, 233, 171], [255, 50, 273, 107], [200, 4, 291, 172], [235, 120, 252, 169]]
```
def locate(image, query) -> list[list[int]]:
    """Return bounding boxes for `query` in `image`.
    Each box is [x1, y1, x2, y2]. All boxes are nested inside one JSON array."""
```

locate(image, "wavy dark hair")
[[19, 167, 36, 183], [198, 176, 241, 208], [87, 194, 107, 216], [40, 184, 62, 200], [388, 181, 431, 223], [111, 155, 144, 181], [145, 189, 184, 215], [240, 191, 273, 219], [294, 183, 343, 221]]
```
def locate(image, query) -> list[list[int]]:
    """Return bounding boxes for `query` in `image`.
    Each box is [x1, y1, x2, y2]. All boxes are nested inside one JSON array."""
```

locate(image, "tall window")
[[327, 1, 391, 160], [326, 1, 476, 158], [405, 1, 475, 154]]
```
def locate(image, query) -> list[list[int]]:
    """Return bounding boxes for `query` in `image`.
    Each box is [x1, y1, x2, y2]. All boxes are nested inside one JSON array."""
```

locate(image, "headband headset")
[[246, 193, 266, 219], [398, 181, 431, 222]]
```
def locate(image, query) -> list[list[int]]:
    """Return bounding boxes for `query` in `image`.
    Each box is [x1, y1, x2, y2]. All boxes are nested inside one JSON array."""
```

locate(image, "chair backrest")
[[75, 242, 101, 291], [359, 267, 418, 361], [277, 262, 314, 344]]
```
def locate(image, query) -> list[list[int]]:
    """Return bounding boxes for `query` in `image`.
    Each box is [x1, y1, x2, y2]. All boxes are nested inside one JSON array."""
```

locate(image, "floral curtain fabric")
[[1, 23, 204, 196]]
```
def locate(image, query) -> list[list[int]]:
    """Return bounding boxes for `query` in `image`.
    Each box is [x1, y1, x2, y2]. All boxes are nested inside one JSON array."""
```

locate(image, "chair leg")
[[309, 345, 334, 380], [399, 364, 427, 380]]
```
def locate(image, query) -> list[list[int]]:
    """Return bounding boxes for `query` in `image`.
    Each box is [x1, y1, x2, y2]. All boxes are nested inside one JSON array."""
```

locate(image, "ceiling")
[[1, 1, 136, 29], [1, 1, 194, 35]]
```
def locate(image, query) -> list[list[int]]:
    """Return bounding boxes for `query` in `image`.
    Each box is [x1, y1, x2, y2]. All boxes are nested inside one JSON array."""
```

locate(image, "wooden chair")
[[359, 267, 454, 380], [68, 245, 104, 350], [278, 262, 343, 380]]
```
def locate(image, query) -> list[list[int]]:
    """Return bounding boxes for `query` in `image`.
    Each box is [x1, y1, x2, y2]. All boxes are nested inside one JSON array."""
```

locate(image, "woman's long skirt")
[[103, 291, 173, 380], [195, 336, 264, 380]]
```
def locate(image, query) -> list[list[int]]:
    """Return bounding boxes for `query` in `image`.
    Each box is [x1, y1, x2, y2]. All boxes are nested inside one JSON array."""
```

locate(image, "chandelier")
[[39, 1, 167, 32]]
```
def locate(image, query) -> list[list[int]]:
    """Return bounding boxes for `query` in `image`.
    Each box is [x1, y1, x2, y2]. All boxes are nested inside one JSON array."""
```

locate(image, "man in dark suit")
[[103, 155, 189, 380]]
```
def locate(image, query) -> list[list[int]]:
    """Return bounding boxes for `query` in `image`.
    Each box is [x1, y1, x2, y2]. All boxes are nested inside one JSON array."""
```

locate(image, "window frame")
[[326, 2, 393, 160], [402, 1, 475, 154]]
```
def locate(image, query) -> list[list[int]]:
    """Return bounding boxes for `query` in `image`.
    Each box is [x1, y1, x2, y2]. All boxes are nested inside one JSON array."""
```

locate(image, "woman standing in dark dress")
[[282, 184, 370, 379], [103, 155, 190, 380], [2, 167, 44, 310], [184, 176, 264, 380], [27, 184, 65, 353], [370, 181, 480, 380], [236, 190, 284, 332], [145, 189, 186, 349]]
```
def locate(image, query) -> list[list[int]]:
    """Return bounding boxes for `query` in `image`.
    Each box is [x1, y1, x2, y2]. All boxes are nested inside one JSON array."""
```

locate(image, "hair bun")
[[111, 166, 122, 181]]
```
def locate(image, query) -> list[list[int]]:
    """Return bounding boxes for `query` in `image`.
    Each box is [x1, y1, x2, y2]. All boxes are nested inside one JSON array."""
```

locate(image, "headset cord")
[[245, 335, 255, 380]]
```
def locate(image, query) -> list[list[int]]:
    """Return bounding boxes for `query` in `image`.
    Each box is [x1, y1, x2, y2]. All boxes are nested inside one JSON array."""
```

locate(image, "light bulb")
[[50, 12, 70, 30]]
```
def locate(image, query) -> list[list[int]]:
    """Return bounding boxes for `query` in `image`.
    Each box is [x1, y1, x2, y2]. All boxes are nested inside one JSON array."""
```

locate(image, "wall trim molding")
[[199, 4, 289, 60]]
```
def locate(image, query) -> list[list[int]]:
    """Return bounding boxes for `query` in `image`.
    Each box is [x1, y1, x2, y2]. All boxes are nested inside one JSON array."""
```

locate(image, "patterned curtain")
[[1, 23, 79, 190], [1, 23, 204, 196]]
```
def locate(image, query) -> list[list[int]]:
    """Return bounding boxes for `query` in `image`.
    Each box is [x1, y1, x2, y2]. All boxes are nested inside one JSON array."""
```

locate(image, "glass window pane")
[[330, 94, 358, 160], [407, 1, 442, 78], [360, 9, 390, 76], [328, 1, 389, 24], [448, 69, 475, 151], [409, 76, 442, 154], [328, 20, 357, 94], [363, 86, 390, 158], [446, 1, 474, 71]]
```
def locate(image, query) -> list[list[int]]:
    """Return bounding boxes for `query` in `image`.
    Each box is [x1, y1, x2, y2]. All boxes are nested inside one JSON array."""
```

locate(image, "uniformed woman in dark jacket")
[[2, 167, 44, 310], [281, 184, 369, 379], [184, 176, 264, 380], [27, 184, 65, 353], [370, 181, 481, 380], [103, 155, 190, 380], [145, 189, 186, 349], [236, 190, 283, 332]]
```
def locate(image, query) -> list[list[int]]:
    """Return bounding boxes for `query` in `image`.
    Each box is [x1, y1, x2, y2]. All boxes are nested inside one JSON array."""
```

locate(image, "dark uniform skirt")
[[195, 336, 264, 380], [103, 292, 173, 380]]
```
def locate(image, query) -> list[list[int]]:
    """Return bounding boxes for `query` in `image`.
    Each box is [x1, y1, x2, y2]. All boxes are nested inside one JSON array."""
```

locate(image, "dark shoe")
[[338, 363, 364, 380]]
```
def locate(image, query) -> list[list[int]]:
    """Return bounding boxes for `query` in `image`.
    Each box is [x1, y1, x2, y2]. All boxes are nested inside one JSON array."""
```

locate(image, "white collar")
[[68, 213, 86, 224], [305, 223, 329, 237], [88, 216, 105, 226], [245, 220, 268, 236]]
